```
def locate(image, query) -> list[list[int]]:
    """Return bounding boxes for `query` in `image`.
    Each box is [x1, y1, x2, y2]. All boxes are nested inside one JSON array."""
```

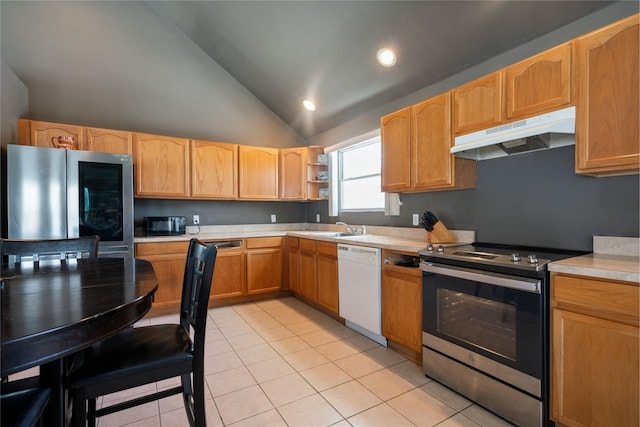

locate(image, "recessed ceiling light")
[[377, 48, 396, 67], [302, 99, 316, 111]]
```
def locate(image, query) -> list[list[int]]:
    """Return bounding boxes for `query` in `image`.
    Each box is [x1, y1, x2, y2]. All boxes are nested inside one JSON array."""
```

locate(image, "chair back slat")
[[179, 239, 217, 350], [0, 236, 100, 263]]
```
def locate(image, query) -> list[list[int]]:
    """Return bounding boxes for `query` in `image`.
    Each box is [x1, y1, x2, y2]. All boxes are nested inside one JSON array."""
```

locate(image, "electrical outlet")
[[412, 213, 419, 226], [193, 214, 200, 225], [271, 214, 276, 223], [316, 214, 321, 223]]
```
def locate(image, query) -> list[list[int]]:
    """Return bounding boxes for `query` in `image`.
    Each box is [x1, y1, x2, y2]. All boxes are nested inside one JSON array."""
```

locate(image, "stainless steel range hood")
[[451, 106, 575, 160]]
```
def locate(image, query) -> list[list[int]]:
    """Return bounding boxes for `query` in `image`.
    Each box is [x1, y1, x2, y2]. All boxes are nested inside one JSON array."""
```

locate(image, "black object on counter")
[[421, 211, 439, 231]]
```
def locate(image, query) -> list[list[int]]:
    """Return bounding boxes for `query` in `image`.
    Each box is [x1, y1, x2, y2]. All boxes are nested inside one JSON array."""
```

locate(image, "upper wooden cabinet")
[[191, 140, 238, 199], [239, 145, 279, 199], [306, 146, 329, 201], [85, 126, 133, 155], [382, 94, 475, 192], [280, 147, 307, 200], [574, 14, 640, 176], [505, 42, 572, 120], [412, 93, 475, 190], [134, 132, 190, 198], [452, 72, 503, 135], [381, 107, 412, 192], [19, 119, 85, 150]]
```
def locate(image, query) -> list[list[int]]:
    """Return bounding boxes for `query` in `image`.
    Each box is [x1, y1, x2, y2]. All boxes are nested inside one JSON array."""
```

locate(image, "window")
[[329, 135, 384, 213]]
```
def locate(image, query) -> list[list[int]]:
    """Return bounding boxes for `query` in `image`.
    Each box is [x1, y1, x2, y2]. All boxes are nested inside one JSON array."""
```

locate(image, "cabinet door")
[[85, 127, 133, 155], [135, 241, 189, 308], [239, 145, 279, 199], [298, 239, 317, 302], [316, 242, 338, 314], [381, 107, 411, 192], [287, 237, 300, 293], [210, 249, 245, 300], [381, 265, 422, 353], [191, 140, 238, 199], [19, 119, 85, 150], [551, 308, 639, 426], [574, 14, 639, 176], [280, 147, 307, 200], [134, 133, 190, 198], [246, 237, 283, 295], [453, 71, 503, 135], [505, 42, 572, 120], [412, 93, 454, 189]]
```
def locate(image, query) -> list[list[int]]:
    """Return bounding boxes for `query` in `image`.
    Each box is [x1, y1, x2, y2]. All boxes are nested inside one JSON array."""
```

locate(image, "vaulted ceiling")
[[149, 1, 614, 138]]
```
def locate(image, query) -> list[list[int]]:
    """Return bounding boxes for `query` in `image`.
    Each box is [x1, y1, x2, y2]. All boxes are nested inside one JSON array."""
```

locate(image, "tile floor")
[[24, 297, 516, 426]]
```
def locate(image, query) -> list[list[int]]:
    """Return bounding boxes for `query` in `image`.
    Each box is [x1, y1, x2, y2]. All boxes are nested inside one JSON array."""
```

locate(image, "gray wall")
[[306, 2, 639, 252], [1, 59, 29, 237], [0, 1, 304, 148], [312, 146, 639, 252]]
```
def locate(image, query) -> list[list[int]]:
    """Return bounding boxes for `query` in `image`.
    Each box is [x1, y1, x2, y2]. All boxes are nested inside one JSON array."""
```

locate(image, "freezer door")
[[8, 145, 67, 239]]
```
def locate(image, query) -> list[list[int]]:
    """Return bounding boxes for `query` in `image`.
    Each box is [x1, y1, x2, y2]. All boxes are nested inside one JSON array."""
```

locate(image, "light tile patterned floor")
[[61, 297, 518, 426]]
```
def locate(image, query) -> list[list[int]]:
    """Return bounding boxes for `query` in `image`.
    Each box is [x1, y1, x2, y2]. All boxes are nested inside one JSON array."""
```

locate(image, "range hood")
[[452, 106, 576, 160]]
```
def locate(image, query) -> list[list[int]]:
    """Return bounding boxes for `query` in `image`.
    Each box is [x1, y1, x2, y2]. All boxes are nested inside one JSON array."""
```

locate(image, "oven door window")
[[438, 288, 517, 361], [423, 273, 541, 378]]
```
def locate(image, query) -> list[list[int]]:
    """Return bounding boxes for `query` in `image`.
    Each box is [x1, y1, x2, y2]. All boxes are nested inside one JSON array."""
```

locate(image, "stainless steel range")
[[419, 243, 585, 427]]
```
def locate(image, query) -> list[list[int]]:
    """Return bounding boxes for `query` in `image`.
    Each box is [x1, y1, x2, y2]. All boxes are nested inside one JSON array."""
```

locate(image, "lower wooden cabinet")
[[316, 242, 339, 314], [298, 239, 317, 303], [551, 273, 639, 427], [286, 237, 300, 293], [135, 241, 189, 308], [137, 237, 287, 308], [246, 237, 283, 295], [381, 250, 422, 358], [210, 243, 245, 300]]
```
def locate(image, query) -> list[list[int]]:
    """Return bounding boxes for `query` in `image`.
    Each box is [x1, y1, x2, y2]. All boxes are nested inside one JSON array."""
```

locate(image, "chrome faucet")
[[336, 222, 361, 235]]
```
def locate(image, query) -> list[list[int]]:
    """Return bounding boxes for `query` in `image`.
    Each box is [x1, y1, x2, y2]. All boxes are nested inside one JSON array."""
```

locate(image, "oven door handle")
[[420, 262, 541, 294]]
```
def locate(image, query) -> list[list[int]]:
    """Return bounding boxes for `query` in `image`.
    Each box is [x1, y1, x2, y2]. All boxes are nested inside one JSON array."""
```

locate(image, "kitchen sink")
[[312, 231, 360, 237]]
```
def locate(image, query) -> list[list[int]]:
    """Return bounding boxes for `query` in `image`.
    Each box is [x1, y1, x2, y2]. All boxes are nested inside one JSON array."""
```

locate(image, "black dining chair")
[[67, 238, 218, 427], [0, 236, 100, 426], [0, 385, 51, 427], [0, 236, 100, 263]]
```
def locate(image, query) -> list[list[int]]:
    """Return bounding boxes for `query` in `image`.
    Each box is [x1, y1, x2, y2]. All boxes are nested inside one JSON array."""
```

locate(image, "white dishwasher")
[[337, 244, 387, 346]]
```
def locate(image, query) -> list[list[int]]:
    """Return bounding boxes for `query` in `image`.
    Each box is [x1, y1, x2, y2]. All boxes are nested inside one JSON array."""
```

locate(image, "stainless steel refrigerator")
[[7, 144, 134, 257]]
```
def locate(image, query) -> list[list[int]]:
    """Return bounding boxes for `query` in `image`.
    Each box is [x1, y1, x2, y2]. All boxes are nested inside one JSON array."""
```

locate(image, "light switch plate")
[[271, 214, 276, 223], [412, 213, 419, 226], [316, 214, 321, 222], [193, 214, 200, 225]]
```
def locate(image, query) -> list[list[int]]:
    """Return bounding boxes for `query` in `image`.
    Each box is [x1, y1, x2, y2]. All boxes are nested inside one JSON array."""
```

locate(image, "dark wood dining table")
[[1, 257, 158, 427]]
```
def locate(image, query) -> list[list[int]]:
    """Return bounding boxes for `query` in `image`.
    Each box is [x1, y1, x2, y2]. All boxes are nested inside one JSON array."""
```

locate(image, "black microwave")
[[144, 216, 186, 236]]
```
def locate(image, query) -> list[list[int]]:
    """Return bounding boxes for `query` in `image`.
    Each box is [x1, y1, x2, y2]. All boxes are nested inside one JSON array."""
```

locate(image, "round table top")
[[1, 257, 158, 377]]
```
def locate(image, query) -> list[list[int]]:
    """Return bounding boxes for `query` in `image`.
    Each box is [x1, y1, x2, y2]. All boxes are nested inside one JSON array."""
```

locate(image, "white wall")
[[0, 1, 304, 148]]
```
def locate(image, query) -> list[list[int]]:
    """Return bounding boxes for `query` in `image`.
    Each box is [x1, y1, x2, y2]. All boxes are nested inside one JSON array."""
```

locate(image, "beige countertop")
[[134, 223, 474, 255], [548, 236, 640, 283]]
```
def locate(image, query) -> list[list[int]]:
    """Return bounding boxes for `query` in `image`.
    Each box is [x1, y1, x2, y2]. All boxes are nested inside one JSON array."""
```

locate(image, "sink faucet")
[[336, 222, 360, 235]]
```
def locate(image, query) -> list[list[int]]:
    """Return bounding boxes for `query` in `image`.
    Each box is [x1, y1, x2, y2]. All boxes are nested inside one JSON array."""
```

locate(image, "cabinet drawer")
[[552, 273, 639, 325], [299, 238, 317, 252], [246, 237, 283, 249], [135, 241, 189, 256], [317, 241, 337, 257]]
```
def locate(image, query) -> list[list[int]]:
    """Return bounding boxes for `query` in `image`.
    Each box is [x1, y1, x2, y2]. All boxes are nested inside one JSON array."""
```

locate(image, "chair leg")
[[71, 389, 87, 427], [192, 373, 206, 427], [88, 398, 97, 427]]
